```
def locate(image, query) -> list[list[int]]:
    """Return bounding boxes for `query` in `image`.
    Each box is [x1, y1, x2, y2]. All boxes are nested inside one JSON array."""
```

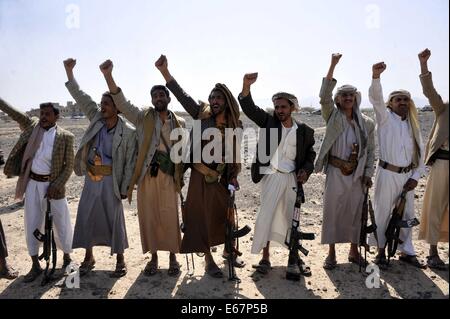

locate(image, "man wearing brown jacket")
[[417, 49, 449, 270], [0, 98, 74, 283]]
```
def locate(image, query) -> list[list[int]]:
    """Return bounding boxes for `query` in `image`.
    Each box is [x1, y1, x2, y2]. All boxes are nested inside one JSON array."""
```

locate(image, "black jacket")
[[238, 93, 316, 183]]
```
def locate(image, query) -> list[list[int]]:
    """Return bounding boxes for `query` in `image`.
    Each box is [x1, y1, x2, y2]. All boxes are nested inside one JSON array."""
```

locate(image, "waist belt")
[[155, 150, 175, 176], [434, 149, 449, 161], [379, 160, 413, 174], [329, 155, 358, 176], [87, 164, 112, 176], [30, 171, 50, 182], [192, 163, 224, 184]]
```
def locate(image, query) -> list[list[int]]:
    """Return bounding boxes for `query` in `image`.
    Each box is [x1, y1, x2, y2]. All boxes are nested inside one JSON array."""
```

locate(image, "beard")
[[155, 102, 168, 112]]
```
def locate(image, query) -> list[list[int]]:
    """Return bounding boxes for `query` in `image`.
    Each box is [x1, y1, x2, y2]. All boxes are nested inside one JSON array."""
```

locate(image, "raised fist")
[[99, 60, 113, 75], [155, 54, 168, 72], [372, 62, 387, 78], [418, 49, 431, 64], [243, 73, 258, 87], [63, 58, 76, 71], [331, 53, 342, 66]]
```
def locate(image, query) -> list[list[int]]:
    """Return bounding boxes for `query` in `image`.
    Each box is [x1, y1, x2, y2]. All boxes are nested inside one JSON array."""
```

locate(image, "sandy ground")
[[0, 111, 448, 299]]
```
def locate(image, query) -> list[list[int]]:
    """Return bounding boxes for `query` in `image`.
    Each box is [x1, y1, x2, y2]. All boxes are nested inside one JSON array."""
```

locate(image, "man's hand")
[[243, 73, 258, 87], [46, 185, 59, 200], [63, 58, 76, 81], [296, 169, 308, 184], [331, 53, 342, 66], [418, 49, 431, 64], [63, 58, 76, 71], [241, 73, 258, 97], [155, 54, 168, 72], [418, 49, 431, 74], [155, 54, 174, 83], [361, 176, 373, 188], [99, 60, 113, 76], [372, 62, 387, 79], [403, 178, 418, 192], [326, 53, 342, 80]]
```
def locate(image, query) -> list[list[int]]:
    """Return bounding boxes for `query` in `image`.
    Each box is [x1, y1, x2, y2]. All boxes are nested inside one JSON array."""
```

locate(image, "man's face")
[[274, 98, 293, 122], [151, 89, 170, 112], [337, 92, 356, 111], [39, 106, 58, 129], [100, 95, 118, 119], [390, 95, 410, 119], [209, 90, 226, 115]]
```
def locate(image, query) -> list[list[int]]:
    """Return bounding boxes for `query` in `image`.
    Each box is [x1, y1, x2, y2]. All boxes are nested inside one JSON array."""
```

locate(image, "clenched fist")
[[99, 60, 113, 75], [155, 54, 168, 72], [331, 53, 342, 66], [418, 49, 431, 64], [63, 58, 76, 71], [372, 62, 387, 79], [243, 73, 258, 87]]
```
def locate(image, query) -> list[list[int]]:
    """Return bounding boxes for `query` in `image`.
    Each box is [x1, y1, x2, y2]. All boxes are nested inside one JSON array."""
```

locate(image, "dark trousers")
[[0, 219, 7, 258]]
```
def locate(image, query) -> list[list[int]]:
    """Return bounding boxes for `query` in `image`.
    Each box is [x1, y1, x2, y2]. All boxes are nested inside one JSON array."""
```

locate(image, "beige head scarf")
[[272, 92, 300, 111], [333, 84, 368, 152], [386, 90, 422, 165]]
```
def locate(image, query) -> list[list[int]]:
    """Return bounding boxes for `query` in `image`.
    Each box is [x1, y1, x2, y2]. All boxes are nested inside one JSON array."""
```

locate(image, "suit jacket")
[[238, 93, 316, 183], [66, 80, 137, 200], [315, 78, 375, 178], [0, 98, 74, 199], [420, 72, 449, 165]]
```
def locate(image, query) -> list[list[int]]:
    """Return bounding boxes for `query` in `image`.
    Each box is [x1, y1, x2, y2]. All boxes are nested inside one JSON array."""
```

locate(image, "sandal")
[[110, 262, 127, 278], [144, 260, 158, 276], [399, 254, 427, 269], [252, 259, 272, 275], [374, 254, 389, 269], [426, 255, 447, 271], [222, 253, 246, 268], [323, 257, 337, 270], [168, 261, 181, 277], [0, 267, 18, 280], [348, 255, 368, 267], [205, 263, 223, 278], [23, 266, 43, 283], [79, 260, 96, 277], [298, 258, 312, 277]]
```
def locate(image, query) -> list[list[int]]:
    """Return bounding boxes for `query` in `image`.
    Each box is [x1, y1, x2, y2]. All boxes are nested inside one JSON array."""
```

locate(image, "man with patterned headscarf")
[[316, 53, 375, 270], [417, 49, 448, 270], [155, 55, 242, 279], [368, 62, 426, 269], [238, 72, 316, 279]]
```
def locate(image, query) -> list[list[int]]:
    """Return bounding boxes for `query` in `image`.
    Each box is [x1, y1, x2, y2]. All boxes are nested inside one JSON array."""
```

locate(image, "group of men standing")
[[0, 49, 448, 283]]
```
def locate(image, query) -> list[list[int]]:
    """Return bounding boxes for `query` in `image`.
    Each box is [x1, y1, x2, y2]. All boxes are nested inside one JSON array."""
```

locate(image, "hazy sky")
[[0, 0, 448, 111]]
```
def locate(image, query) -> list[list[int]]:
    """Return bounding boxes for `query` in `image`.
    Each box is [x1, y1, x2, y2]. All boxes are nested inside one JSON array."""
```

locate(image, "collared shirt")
[[369, 79, 425, 181], [88, 122, 115, 166], [31, 125, 56, 175], [270, 121, 298, 173]]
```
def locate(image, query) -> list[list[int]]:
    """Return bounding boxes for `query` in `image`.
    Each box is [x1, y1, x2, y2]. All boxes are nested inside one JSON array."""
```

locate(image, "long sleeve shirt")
[[369, 78, 425, 181]]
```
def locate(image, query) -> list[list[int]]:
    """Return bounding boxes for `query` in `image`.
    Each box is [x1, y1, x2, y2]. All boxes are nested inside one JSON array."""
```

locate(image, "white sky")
[[0, 0, 448, 111]]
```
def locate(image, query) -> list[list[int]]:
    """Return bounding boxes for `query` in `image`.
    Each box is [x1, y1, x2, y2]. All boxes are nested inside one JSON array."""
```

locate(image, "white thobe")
[[251, 122, 298, 254], [368, 79, 425, 255]]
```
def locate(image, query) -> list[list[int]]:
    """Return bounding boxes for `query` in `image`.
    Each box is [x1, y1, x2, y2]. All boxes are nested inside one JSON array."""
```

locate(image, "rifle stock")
[[385, 191, 420, 264], [33, 199, 57, 285], [225, 186, 251, 282], [285, 183, 314, 280]]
